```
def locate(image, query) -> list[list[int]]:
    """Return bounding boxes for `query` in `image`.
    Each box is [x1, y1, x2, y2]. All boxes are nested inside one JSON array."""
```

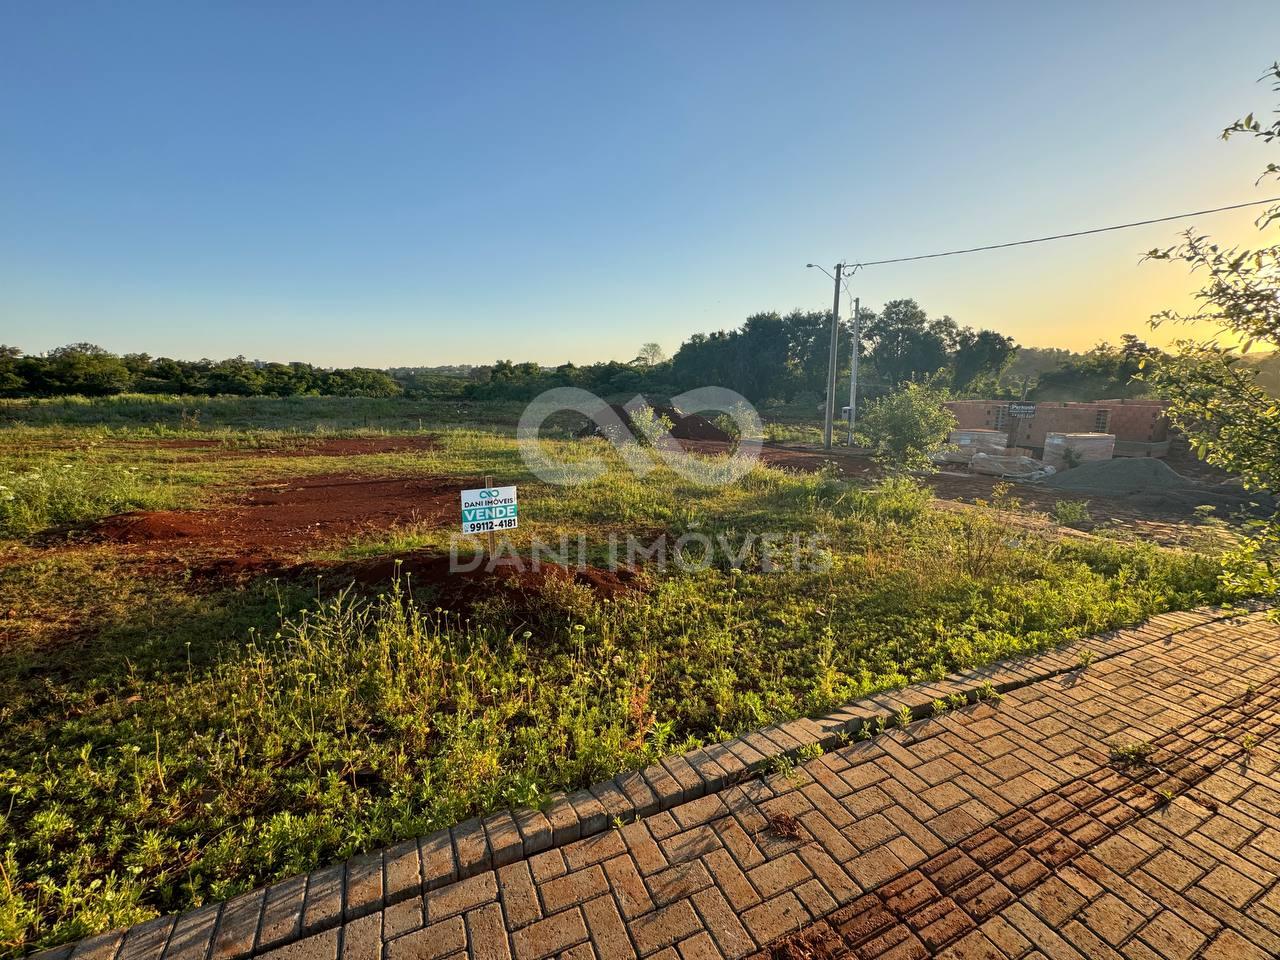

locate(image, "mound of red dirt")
[[575, 402, 733, 443], [311, 550, 640, 602], [91, 511, 220, 542], [83, 473, 462, 554], [669, 413, 732, 442], [647, 403, 683, 424], [575, 403, 635, 439]]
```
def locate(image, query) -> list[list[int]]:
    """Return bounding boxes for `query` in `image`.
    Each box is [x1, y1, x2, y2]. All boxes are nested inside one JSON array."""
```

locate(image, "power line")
[[804, 262, 859, 314], [847, 196, 1280, 271]]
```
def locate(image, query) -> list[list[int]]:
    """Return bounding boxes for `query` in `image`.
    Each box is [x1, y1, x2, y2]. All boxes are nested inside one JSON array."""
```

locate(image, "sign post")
[[1006, 402, 1037, 449], [460, 476, 518, 561]]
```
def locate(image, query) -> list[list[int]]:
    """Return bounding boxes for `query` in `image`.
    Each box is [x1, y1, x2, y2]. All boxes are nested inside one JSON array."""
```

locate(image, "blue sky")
[[2, 1, 1278, 366]]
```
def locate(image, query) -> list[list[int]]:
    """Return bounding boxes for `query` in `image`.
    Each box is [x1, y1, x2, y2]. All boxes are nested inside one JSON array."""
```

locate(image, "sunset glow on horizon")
[[2, 2, 1278, 365]]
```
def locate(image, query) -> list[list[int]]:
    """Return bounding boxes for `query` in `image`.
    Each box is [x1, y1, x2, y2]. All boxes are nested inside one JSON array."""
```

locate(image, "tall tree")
[[0, 345, 23, 395], [669, 314, 793, 402], [635, 343, 666, 366], [204, 356, 264, 396], [862, 299, 950, 385], [1145, 61, 1280, 600], [41, 343, 134, 396], [733, 313, 793, 402], [782, 309, 853, 397], [951, 328, 1017, 392]]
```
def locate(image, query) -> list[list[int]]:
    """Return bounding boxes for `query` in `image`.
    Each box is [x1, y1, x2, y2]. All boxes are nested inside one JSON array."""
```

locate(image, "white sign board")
[[460, 485, 519, 535]]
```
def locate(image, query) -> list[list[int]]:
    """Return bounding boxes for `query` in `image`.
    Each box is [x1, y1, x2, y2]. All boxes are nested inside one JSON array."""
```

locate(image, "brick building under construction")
[[943, 398, 1171, 457]]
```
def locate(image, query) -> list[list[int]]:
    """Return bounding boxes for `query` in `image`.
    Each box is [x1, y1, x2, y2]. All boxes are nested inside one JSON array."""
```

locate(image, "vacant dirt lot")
[[85, 473, 461, 556], [53, 437, 1253, 580]]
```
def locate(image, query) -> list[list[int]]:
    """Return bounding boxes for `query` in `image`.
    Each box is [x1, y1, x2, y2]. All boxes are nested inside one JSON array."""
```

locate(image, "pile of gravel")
[[1045, 457, 1193, 496]]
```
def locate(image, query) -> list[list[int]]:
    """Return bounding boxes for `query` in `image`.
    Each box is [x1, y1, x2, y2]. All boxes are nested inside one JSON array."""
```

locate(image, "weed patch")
[[0, 459, 184, 538]]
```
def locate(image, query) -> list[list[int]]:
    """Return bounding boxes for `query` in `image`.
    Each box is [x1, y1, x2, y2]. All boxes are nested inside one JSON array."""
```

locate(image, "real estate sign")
[[460, 485, 519, 535]]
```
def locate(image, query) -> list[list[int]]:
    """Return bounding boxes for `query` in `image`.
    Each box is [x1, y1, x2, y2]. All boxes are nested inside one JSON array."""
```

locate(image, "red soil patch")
[[576, 404, 734, 443], [137, 439, 225, 449], [80, 472, 641, 604], [90, 511, 220, 542], [85, 473, 460, 559], [677, 440, 878, 477], [754, 443, 877, 476]]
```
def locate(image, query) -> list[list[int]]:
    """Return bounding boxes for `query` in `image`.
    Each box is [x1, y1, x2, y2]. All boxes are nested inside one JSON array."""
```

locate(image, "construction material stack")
[[1043, 432, 1116, 470]]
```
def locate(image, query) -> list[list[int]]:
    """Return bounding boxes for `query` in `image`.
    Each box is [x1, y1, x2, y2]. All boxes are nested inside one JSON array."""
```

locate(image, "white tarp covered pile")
[[969, 452, 1057, 482], [935, 429, 1010, 465]]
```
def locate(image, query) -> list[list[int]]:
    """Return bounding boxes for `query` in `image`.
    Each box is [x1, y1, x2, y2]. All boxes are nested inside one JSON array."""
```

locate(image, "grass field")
[[0, 395, 1249, 957]]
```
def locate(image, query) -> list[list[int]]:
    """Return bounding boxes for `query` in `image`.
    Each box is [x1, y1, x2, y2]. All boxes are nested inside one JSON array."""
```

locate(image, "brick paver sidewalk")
[[50, 605, 1280, 960]]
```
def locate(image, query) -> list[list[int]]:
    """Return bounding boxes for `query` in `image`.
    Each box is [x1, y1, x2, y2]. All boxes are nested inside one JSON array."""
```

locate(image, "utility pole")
[[846, 296, 860, 446], [822, 262, 843, 450]]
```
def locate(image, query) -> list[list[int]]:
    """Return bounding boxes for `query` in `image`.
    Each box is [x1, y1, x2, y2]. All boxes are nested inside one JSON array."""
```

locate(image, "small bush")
[[840, 476, 932, 523], [712, 413, 743, 442], [626, 407, 675, 447], [854, 383, 957, 472], [1052, 500, 1092, 528], [948, 510, 1012, 578], [873, 476, 933, 521]]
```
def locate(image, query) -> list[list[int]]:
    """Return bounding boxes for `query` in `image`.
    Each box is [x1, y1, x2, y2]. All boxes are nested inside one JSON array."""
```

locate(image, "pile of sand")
[[1045, 458, 1193, 496]]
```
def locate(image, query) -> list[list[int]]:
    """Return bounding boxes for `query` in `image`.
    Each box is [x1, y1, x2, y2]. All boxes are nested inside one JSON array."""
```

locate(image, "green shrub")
[[0, 460, 180, 537], [854, 383, 957, 472], [626, 407, 675, 447], [1052, 499, 1092, 528]]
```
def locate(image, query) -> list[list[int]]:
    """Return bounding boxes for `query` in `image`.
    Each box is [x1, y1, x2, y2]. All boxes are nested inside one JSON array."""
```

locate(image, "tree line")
[[1, 305, 1165, 403], [0, 344, 403, 398], [461, 301, 1022, 404], [464, 302, 1164, 404]]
